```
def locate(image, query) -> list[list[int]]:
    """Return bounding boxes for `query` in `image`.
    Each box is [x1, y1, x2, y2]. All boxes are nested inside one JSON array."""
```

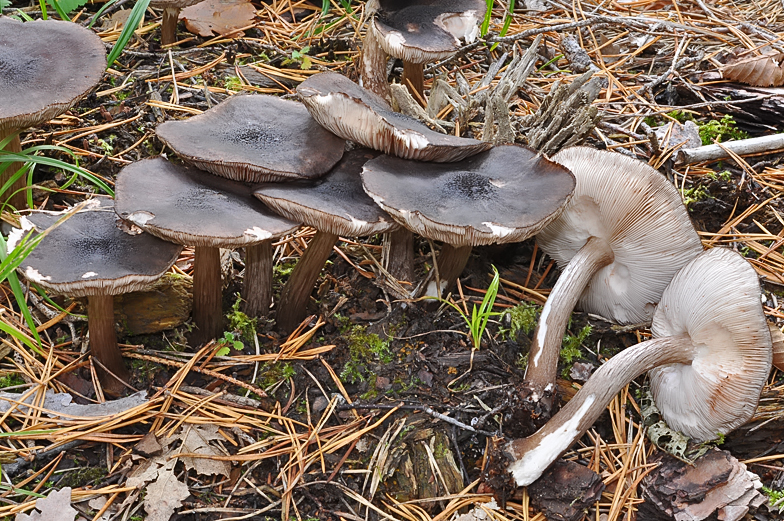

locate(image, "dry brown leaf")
[[174, 424, 232, 477], [16, 488, 77, 521], [144, 464, 190, 521], [180, 0, 257, 38], [721, 52, 784, 87]]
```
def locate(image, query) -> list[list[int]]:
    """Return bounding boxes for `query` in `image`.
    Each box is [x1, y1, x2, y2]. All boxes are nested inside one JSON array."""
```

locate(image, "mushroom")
[[501, 247, 772, 487], [156, 94, 346, 183], [254, 149, 400, 332], [771, 324, 784, 371], [298, 71, 491, 284], [520, 146, 703, 424], [0, 18, 106, 210], [150, 0, 203, 46], [362, 0, 487, 99], [17, 200, 182, 395], [114, 157, 299, 343], [297, 72, 490, 163], [360, 145, 575, 297]]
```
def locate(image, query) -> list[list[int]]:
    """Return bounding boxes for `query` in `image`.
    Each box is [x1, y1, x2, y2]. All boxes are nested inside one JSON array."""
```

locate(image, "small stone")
[[311, 396, 328, 414]]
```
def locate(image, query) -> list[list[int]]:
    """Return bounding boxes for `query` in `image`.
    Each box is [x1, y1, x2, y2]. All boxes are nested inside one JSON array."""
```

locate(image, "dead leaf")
[[175, 424, 231, 477], [16, 488, 77, 521], [721, 52, 784, 87], [180, 0, 257, 38], [144, 464, 190, 521]]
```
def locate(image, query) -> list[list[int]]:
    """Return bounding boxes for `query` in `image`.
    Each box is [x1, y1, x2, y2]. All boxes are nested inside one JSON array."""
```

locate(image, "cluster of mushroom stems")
[[4, 5, 781, 490]]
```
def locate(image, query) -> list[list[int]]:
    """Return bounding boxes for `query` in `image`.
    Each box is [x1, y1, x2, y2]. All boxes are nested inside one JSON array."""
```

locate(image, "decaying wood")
[[676, 133, 784, 165], [519, 70, 604, 155], [527, 461, 605, 521], [114, 273, 192, 336]]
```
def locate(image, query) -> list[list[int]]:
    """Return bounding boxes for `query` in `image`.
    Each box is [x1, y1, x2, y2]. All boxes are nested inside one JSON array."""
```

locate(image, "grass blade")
[[106, 0, 151, 67]]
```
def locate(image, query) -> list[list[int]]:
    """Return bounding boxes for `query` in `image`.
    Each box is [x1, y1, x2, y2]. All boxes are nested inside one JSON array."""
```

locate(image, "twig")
[[677, 134, 784, 165]]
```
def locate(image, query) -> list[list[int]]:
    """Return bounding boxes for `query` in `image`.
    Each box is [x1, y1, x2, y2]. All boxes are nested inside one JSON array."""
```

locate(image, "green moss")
[[56, 466, 106, 489], [698, 115, 747, 145], [500, 302, 540, 339], [0, 374, 24, 389], [339, 325, 392, 384], [561, 323, 591, 366], [681, 185, 711, 207]]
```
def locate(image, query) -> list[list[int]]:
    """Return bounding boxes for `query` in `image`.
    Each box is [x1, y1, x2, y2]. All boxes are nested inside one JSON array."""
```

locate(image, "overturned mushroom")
[[156, 94, 346, 183], [0, 18, 106, 209], [362, 0, 486, 99], [255, 149, 399, 332], [519, 146, 703, 426], [115, 158, 298, 343], [297, 72, 490, 163], [500, 247, 772, 488], [361, 145, 575, 297], [18, 200, 182, 395]]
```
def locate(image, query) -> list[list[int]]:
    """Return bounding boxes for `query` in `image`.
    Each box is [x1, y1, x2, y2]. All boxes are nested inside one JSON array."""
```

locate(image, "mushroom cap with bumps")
[[649, 247, 772, 441], [539, 146, 703, 325], [156, 95, 346, 183], [372, 0, 487, 63], [114, 157, 299, 247], [297, 72, 490, 162], [0, 18, 106, 133], [19, 200, 182, 297], [254, 149, 400, 238], [361, 145, 575, 246]]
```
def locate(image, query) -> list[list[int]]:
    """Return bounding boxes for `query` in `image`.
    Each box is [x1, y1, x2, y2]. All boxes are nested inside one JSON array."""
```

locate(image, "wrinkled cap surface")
[[255, 149, 399, 237], [298, 72, 490, 162], [361, 145, 575, 246], [114, 157, 299, 247], [373, 0, 487, 63], [539, 146, 703, 324], [156, 95, 346, 183], [649, 247, 772, 441], [19, 200, 181, 297], [0, 18, 106, 133]]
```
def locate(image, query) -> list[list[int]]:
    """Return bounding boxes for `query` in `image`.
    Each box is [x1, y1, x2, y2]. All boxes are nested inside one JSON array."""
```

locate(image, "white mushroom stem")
[[277, 230, 338, 332], [87, 293, 130, 395], [506, 334, 694, 487], [524, 236, 614, 392], [1, 129, 28, 210], [360, 26, 391, 100], [160, 6, 181, 46], [243, 240, 273, 318], [193, 246, 223, 343]]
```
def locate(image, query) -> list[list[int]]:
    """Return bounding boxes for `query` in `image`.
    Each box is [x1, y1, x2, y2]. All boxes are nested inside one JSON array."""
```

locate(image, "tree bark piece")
[[88, 293, 129, 395], [192, 245, 223, 344], [277, 230, 338, 332], [114, 273, 192, 335], [242, 240, 273, 318], [527, 460, 605, 521]]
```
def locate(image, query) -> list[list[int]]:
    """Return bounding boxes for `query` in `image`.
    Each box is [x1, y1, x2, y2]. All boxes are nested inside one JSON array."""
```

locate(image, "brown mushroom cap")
[[648, 247, 773, 441], [156, 95, 346, 183], [361, 145, 575, 246], [254, 149, 399, 238], [0, 18, 106, 133], [297, 72, 490, 162], [20, 200, 181, 297], [372, 0, 487, 63], [114, 157, 299, 247], [149, 0, 201, 7]]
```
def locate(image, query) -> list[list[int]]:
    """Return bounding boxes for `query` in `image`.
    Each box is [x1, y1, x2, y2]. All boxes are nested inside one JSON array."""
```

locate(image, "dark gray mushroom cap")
[[361, 145, 576, 246], [156, 95, 346, 183], [0, 18, 106, 133], [254, 149, 400, 237], [373, 0, 487, 63], [114, 157, 299, 247], [18, 200, 181, 297], [297, 72, 490, 162]]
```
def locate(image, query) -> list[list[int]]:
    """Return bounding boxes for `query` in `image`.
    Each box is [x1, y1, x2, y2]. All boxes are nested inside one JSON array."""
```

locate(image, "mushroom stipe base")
[[88, 294, 130, 396], [192, 246, 223, 344], [243, 240, 274, 318]]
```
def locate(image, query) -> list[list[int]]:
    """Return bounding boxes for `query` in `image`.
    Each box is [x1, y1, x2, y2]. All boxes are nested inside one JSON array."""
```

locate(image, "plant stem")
[[192, 245, 222, 344], [243, 240, 272, 318], [524, 236, 614, 392], [277, 230, 338, 332], [0, 129, 28, 211], [506, 335, 694, 486], [87, 293, 129, 395]]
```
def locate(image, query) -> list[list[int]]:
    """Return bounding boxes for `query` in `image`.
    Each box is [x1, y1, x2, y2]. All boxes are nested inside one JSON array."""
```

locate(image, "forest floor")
[[1, 0, 784, 519]]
